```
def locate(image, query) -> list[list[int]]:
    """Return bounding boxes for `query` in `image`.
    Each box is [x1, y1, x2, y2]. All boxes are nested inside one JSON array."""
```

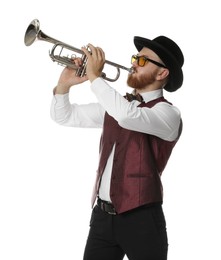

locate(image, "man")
[[50, 35, 184, 260]]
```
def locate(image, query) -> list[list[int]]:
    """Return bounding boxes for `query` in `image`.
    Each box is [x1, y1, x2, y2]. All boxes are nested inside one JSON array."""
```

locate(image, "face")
[[127, 47, 167, 91]]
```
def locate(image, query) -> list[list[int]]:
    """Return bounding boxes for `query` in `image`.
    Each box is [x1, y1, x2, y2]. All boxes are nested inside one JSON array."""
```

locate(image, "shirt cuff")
[[53, 92, 70, 106]]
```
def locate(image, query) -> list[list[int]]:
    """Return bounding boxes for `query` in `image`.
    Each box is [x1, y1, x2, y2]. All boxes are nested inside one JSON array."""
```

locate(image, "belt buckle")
[[107, 205, 117, 215], [100, 201, 117, 215]]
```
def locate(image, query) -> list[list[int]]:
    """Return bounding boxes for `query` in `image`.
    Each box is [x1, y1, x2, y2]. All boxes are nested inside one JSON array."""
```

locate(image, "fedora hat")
[[134, 36, 184, 92]]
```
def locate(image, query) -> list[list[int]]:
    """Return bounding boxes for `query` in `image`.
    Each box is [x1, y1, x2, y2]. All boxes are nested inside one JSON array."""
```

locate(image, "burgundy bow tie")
[[126, 93, 144, 102]]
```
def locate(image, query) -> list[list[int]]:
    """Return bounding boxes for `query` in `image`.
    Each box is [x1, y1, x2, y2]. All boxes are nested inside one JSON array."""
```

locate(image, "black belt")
[[97, 198, 117, 215], [97, 198, 162, 215]]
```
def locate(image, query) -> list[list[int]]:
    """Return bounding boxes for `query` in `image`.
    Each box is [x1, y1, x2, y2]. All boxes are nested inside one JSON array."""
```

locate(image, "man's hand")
[[82, 44, 105, 82], [55, 57, 88, 94]]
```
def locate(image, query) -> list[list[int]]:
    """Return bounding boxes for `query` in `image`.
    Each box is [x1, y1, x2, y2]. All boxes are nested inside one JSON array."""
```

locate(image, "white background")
[[1, 0, 221, 259]]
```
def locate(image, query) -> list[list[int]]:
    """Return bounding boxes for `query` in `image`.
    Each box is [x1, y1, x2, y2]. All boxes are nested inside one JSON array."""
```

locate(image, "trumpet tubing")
[[24, 19, 133, 82]]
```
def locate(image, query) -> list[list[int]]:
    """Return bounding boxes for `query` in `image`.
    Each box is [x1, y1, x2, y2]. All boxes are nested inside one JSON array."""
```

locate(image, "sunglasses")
[[131, 54, 167, 68]]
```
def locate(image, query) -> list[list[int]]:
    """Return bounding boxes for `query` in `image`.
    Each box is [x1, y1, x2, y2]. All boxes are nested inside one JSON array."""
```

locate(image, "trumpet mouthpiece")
[[129, 67, 135, 74]]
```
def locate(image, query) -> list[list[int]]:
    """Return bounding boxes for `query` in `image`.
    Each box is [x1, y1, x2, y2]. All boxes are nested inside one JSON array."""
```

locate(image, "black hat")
[[134, 36, 184, 92]]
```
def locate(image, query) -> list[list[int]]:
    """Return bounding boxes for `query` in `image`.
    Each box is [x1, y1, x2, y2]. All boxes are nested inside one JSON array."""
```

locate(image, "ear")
[[156, 68, 169, 81]]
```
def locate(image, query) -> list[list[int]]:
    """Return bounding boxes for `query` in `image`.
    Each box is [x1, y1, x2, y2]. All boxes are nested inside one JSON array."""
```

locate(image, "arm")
[[51, 56, 105, 128], [90, 78, 181, 141], [50, 93, 105, 128]]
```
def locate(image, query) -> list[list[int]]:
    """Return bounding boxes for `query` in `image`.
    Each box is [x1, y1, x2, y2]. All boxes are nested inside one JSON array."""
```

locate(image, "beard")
[[127, 70, 156, 90]]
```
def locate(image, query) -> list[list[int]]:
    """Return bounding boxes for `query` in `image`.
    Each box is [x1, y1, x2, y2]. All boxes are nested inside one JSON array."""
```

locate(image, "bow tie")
[[126, 93, 144, 102]]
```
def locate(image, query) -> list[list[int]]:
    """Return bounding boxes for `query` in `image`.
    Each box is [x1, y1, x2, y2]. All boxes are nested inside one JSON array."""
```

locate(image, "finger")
[[97, 47, 105, 60], [87, 43, 96, 55], [71, 57, 82, 67], [88, 44, 104, 59], [81, 45, 92, 58]]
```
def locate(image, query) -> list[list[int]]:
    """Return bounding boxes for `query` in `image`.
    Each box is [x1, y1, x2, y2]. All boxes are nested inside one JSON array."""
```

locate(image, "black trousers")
[[83, 203, 168, 260]]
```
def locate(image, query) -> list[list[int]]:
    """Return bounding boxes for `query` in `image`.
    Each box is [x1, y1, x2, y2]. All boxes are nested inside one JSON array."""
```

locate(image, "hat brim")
[[134, 36, 183, 92]]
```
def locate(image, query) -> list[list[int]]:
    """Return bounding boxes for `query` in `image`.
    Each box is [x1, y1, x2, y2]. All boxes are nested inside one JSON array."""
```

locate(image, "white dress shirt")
[[51, 77, 181, 201]]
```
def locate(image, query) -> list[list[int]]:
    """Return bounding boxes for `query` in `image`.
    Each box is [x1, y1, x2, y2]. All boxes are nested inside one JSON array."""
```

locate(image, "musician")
[[50, 36, 184, 260]]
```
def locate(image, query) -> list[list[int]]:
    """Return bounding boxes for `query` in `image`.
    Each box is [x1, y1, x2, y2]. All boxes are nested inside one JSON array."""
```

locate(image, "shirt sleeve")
[[50, 92, 105, 128], [91, 78, 181, 141]]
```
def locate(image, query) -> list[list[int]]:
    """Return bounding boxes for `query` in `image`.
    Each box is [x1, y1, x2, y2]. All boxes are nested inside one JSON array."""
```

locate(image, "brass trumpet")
[[24, 19, 133, 82]]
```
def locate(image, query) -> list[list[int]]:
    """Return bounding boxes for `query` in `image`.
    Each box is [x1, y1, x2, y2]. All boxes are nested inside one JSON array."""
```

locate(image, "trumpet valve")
[[76, 53, 88, 77]]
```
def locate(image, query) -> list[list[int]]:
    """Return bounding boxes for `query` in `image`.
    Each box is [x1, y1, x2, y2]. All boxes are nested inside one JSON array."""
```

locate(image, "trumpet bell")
[[24, 19, 40, 46]]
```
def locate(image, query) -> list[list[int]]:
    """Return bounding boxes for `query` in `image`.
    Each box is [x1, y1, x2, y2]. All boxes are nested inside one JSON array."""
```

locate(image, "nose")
[[132, 60, 138, 67]]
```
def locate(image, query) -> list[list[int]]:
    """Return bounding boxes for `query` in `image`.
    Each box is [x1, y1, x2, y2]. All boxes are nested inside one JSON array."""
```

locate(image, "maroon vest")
[[92, 97, 182, 213]]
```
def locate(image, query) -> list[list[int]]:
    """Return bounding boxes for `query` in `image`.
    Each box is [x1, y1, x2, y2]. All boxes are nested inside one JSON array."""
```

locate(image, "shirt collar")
[[132, 89, 163, 103]]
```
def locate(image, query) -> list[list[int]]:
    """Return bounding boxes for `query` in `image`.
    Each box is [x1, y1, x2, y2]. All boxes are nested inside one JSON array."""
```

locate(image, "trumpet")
[[24, 19, 133, 82]]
